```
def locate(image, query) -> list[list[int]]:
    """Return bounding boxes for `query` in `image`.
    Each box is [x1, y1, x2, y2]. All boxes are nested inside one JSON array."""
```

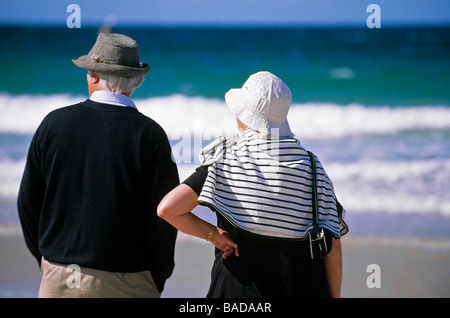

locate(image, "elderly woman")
[[158, 71, 348, 298]]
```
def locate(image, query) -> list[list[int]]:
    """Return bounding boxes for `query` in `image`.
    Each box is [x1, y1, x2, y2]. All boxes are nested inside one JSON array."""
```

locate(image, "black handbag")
[[307, 151, 331, 259]]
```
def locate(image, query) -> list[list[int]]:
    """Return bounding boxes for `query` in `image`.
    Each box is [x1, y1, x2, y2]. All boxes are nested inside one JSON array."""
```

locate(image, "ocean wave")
[[0, 158, 26, 199], [325, 159, 450, 215], [1, 93, 450, 138], [1, 93, 449, 217], [0, 93, 84, 134], [2, 158, 449, 216]]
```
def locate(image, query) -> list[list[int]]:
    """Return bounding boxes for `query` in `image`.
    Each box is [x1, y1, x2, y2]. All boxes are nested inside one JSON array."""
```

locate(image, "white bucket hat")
[[225, 71, 293, 136]]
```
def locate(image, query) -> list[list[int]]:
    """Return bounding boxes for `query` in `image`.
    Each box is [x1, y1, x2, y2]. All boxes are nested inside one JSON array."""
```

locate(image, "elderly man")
[[17, 33, 179, 298]]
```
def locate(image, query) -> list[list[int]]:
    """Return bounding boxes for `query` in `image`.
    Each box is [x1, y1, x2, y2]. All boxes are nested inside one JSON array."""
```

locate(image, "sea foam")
[[1, 93, 450, 138], [1, 93, 450, 216]]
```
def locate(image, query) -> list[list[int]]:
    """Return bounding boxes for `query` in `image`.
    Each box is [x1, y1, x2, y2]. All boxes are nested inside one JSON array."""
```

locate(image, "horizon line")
[[1, 20, 450, 29]]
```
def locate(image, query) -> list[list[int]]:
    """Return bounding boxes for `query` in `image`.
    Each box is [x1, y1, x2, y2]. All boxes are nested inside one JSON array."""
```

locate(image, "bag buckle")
[[309, 228, 328, 259]]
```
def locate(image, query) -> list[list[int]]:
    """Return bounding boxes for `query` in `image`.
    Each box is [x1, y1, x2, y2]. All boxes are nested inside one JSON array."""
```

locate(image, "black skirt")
[[206, 214, 331, 298]]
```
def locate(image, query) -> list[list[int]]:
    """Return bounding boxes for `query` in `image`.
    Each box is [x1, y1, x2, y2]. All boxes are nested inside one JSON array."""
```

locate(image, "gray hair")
[[245, 127, 294, 140], [88, 71, 145, 94]]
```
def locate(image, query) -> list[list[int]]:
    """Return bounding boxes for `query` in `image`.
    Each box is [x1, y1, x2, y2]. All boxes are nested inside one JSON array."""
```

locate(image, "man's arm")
[[148, 128, 180, 292], [17, 133, 45, 266]]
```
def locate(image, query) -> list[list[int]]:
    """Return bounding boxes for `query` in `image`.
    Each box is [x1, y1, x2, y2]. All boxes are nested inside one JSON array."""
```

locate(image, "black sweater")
[[17, 99, 179, 291]]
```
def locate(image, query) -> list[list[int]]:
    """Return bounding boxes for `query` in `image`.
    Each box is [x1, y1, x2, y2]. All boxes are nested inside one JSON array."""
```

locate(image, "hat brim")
[[225, 88, 293, 137], [72, 55, 150, 77]]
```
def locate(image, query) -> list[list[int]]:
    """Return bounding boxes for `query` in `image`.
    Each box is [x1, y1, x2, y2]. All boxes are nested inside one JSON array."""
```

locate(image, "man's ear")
[[89, 72, 101, 84]]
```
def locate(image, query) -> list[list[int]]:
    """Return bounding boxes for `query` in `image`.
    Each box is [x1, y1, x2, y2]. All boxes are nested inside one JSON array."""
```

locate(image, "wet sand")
[[165, 233, 450, 298], [1, 228, 449, 298]]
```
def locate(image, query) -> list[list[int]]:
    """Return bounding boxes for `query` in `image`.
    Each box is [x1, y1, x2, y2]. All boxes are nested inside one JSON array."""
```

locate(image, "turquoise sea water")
[[1, 26, 449, 105], [0, 25, 450, 232]]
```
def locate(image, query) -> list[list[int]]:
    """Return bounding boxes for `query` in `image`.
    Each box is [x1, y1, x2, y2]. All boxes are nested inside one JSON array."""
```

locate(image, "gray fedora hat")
[[72, 33, 150, 77]]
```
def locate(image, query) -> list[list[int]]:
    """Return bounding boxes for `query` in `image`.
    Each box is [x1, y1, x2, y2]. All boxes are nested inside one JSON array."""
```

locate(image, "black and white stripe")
[[198, 129, 345, 239]]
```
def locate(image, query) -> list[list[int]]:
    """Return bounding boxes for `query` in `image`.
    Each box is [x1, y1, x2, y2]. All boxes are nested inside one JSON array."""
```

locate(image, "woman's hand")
[[210, 227, 239, 259], [158, 184, 239, 259]]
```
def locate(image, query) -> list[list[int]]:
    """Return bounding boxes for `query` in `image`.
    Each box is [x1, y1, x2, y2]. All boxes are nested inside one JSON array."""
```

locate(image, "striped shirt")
[[198, 128, 347, 240]]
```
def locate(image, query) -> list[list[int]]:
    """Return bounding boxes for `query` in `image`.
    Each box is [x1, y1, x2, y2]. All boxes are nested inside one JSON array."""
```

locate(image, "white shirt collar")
[[90, 90, 137, 109]]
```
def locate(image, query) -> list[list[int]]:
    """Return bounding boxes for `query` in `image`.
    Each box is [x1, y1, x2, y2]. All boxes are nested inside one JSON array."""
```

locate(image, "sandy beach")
[[1, 225, 449, 298], [167, 233, 450, 298]]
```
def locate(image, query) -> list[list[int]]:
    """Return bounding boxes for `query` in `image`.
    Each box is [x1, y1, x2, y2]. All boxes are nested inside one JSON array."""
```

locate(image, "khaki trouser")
[[38, 257, 161, 298]]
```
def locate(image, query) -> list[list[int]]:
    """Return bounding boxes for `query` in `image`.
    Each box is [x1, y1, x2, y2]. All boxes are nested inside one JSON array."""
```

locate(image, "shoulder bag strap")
[[307, 151, 319, 228]]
